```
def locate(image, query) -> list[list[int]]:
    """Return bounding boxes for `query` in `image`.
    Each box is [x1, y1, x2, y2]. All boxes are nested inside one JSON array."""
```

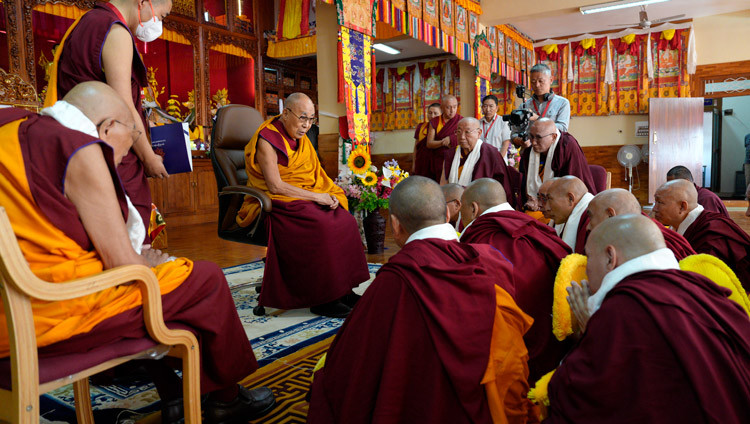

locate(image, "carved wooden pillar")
[[197, 25, 209, 126], [4, 0, 32, 83]]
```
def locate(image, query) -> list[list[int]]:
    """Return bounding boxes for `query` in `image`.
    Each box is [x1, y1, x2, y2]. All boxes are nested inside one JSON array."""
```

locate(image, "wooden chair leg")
[[180, 345, 202, 424], [73, 378, 95, 424]]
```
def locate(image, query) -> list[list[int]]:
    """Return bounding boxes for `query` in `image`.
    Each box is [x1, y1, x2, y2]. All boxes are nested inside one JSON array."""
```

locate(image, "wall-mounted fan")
[[609, 6, 685, 29], [617, 145, 642, 192]]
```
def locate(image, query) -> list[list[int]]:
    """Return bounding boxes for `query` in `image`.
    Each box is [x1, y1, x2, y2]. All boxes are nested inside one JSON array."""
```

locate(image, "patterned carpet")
[[37, 261, 379, 423]]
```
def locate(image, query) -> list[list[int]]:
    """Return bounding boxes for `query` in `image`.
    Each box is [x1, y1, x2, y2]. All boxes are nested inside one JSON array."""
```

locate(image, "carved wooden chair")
[[0, 207, 202, 424], [0, 68, 40, 111]]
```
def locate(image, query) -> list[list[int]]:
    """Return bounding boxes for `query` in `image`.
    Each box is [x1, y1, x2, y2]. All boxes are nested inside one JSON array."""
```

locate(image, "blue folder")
[[150, 122, 193, 174]]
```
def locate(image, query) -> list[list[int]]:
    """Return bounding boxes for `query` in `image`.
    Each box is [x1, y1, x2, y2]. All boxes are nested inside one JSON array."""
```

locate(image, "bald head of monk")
[[62, 81, 135, 165], [457, 117, 481, 154], [653, 179, 699, 229], [460, 178, 508, 228], [544, 176, 588, 224], [390, 176, 449, 247], [587, 189, 642, 231], [585, 214, 667, 293], [280, 92, 316, 140], [441, 95, 458, 120], [529, 118, 558, 154], [441, 183, 464, 225], [536, 177, 558, 216]]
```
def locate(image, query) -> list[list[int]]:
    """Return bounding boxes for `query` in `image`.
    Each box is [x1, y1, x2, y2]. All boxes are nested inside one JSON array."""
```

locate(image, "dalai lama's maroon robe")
[[460, 210, 572, 381], [257, 121, 370, 309], [682, 209, 750, 291], [696, 184, 729, 217], [308, 239, 519, 423], [0, 109, 257, 393], [645, 215, 696, 260], [425, 114, 463, 182], [546, 270, 750, 423], [444, 143, 522, 209], [519, 132, 597, 206], [55, 2, 152, 237]]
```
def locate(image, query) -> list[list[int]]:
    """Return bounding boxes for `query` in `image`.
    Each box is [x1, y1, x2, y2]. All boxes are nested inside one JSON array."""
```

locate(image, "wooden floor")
[[164, 205, 749, 268]]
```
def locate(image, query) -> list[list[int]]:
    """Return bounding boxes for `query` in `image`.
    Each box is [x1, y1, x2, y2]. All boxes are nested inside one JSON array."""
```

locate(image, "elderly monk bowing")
[[587, 189, 695, 260], [525, 177, 557, 224], [459, 179, 571, 382], [440, 117, 520, 207], [442, 183, 464, 230], [519, 119, 597, 210], [666, 165, 729, 217], [237, 93, 369, 317], [544, 176, 593, 253], [424, 95, 463, 182], [653, 180, 750, 291], [412, 102, 442, 176], [0, 82, 275, 422], [545, 215, 750, 423], [308, 176, 537, 424]]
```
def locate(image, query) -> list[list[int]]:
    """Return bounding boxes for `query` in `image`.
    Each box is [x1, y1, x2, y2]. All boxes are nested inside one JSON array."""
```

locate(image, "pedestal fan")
[[617, 145, 642, 192]]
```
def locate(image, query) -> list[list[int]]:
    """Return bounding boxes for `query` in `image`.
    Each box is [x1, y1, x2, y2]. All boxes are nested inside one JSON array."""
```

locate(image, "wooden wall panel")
[[318, 133, 339, 179], [692, 60, 750, 99], [582, 145, 650, 205]]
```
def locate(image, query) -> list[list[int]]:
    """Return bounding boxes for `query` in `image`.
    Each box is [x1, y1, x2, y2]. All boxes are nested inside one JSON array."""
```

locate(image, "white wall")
[[568, 114, 648, 147], [694, 10, 750, 66], [720, 96, 750, 194], [316, 3, 347, 135]]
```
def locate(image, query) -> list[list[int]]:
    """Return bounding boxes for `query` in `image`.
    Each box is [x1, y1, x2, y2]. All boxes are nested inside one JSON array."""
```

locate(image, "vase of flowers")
[[336, 147, 409, 253]]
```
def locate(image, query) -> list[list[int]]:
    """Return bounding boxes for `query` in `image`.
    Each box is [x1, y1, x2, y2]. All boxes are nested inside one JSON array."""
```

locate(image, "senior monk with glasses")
[[236, 92, 369, 318]]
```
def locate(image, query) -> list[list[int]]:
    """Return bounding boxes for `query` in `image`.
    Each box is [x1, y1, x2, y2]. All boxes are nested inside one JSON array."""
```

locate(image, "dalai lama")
[[519, 119, 597, 209], [236, 93, 369, 318], [424, 95, 463, 182], [440, 117, 520, 208], [459, 179, 572, 382], [412, 102, 442, 176]]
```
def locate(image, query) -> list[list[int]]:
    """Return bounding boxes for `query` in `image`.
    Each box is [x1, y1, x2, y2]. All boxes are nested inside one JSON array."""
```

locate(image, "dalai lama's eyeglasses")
[[285, 108, 317, 126]]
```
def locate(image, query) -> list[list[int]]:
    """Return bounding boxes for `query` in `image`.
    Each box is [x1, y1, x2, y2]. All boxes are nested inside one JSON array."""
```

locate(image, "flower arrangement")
[[337, 146, 409, 213]]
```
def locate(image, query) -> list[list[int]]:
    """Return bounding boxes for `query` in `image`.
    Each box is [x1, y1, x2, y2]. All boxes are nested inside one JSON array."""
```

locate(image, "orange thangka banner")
[[423, 0, 439, 28], [440, 0, 454, 38], [407, 0, 422, 17], [455, 3, 468, 43], [336, 0, 377, 36]]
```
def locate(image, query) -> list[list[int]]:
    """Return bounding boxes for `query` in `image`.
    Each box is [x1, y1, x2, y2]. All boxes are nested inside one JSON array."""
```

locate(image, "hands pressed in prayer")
[[525, 197, 539, 211], [567, 280, 591, 334], [141, 246, 171, 267]]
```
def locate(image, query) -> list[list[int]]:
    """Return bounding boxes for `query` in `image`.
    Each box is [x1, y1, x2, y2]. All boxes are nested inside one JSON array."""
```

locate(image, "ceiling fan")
[[609, 6, 685, 28]]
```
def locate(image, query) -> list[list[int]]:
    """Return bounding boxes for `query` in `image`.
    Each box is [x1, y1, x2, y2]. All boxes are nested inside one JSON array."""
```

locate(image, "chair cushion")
[[0, 337, 157, 390], [589, 165, 607, 193]]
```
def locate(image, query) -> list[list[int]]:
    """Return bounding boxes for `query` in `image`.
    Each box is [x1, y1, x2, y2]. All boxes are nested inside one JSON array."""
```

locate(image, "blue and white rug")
[[38, 261, 381, 423]]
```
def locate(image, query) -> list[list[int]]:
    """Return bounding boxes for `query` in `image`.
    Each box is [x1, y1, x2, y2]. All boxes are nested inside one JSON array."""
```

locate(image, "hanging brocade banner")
[[419, 61, 443, 104], [440, 0, 454, 37], [407, 0, 422, 17], [468, 12, 478, 41], [505, 34, 514, 82], [569, 37, 608, 116], [390, 65, 415, 110], [455, 3, 468, 43], [392, 0, 405, 8], [341, 27, 373, 146], [336, 0, 377, 36], [497, 31, 506, 77], [423, 0, 439, 28]]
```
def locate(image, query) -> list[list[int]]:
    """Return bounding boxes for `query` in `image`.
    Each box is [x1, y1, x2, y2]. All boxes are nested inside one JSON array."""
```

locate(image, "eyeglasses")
[[285, 108, 317, 125], [454, 129, 481, 136], [97, 119, 142, 142], [529, 133, 555, 141]]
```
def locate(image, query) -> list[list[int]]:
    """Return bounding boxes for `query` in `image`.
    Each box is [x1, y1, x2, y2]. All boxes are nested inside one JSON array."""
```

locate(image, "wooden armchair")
[[0, 207, 202, 423]]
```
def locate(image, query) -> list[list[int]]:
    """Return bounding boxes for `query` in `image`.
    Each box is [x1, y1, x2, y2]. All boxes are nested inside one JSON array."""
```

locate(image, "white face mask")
[[135, 1, 163, 43]]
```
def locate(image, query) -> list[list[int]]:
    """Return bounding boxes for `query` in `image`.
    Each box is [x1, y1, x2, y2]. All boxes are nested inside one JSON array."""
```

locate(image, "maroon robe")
[[682, 209, 750, 291], [645, 214, 696, 260], [426, 114, 463, 182], [546, 270, 750, 423], [696, 184, 729, 217], [443, 142, 522, 209], [413, 122, 435, 179], [519, 132, 597, 207], [2, 108, 257, 393], [307, 239, 517, 423], [460, 211, 572, 381], [56, 3, 152, 238], [569, 211, 590, 255]]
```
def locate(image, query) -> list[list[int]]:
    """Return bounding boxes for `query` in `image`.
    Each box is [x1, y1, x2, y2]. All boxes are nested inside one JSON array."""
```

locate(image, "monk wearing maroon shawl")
[[587, 189, 695, 260], [0, 83, 274, 422], [654, 180, 750, 291], [237, 93, 369, 317], [459, 179, 572, 382], [441, 117, 521, 208], [424, 95, 463, 182], [667, 165, 729, 217], [45, 0, 173, 235], [520, 119, 597, 209], [308, 176, 537, 424], [549, 215, 750, 423], [412, 102, 442, 177], [544, 176, 593, 254]]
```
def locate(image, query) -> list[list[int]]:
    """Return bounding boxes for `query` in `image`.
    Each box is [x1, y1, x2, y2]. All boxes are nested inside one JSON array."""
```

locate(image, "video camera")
[[501, 83, 534, 141]]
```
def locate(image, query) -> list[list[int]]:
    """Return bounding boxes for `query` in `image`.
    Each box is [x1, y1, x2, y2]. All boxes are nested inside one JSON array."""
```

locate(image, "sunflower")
[[347, 147, 371, 175], [361, 171, 378, 186]]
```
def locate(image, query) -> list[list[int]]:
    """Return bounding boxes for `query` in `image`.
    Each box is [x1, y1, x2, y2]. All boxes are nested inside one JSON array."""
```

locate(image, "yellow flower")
[[347, 147, 371, 175], [361, 171, 378, 186], [679, 254, 750, 318], [552, 253, 588, 341]]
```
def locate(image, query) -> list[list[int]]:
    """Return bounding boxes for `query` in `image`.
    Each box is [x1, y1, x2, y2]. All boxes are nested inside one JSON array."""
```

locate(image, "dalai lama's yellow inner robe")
[[236, 117, 348, 227], [0, 118, 191, 358]]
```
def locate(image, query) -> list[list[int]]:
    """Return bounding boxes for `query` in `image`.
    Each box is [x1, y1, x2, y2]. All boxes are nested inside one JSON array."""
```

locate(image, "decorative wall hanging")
[[340, 26, 373, 146], [455, 3, 468, 43], [335, 0, 377, 36], [440, 0, 454, 38]]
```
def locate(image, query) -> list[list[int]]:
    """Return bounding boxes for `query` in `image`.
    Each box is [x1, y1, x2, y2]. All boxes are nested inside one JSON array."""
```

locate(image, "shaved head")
[[544, 176, 589, 224], [529, 118, 558, 153], [666, 165, 694, 182], [653, 179, 698, 228], [586, 214, 667, 292], [537, 177, 557, 216], [281, 92, 315, 140], [587, 189, 642, 231], [442, 183, 464, 225], [285, 92, 313, 111], [390, 176, 447, 241], [441, 95, 458, 120], [460, 178, 507, 227]]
